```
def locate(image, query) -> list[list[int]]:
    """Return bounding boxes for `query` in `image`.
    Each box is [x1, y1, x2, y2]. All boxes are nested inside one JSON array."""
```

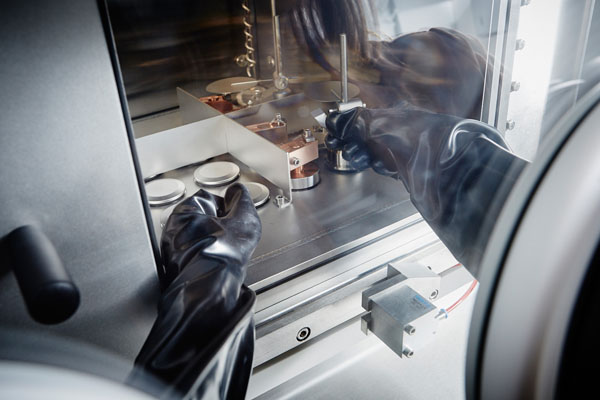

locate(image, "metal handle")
[[5, 225, 80, 324]]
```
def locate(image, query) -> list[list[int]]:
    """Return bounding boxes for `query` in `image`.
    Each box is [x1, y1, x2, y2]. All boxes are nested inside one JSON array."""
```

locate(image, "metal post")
[[340, 34, 349, 103]]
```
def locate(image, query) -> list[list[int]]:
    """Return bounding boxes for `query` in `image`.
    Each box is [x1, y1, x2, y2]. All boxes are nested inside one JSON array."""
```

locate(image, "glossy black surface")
[[131, 184, 261, 398]]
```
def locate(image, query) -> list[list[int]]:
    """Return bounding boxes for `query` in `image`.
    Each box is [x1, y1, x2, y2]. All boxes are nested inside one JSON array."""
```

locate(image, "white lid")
[[145, 179, 186, 206], [244, 182, 270, 207], [194, 161, 240, 186]]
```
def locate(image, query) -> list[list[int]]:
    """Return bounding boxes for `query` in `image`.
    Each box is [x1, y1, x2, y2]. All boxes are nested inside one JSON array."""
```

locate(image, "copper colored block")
[[199, 95, 236, 113]]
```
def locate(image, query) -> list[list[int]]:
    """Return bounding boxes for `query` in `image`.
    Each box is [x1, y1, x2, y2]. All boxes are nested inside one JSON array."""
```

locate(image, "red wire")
[[446, 279, 478, 313]]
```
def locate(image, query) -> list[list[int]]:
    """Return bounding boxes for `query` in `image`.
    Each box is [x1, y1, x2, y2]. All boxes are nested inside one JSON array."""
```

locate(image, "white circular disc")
[[206, 77, 257, 94], [194, 161, 240, 187], [145, 178, 186, 207], [244, 182, 270, 207]]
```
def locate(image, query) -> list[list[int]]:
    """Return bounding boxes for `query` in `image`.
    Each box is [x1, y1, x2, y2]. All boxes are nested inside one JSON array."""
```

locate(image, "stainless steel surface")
[[339, 34, 349, 104], [225, 110, 293, 201], [290, 163, 320, 191], [177, 87, 222, 123], [478, 93, 600, 400], [495, 0, 523, 133], [193, 161, 241, 186], [253, 220, 437, 366], [249, 248, 475, 399], [135, 116, 228, 179], [361, 263, 441, 359], [147, 149, 417, 291], [244, 182, 271, 207], [503, 0, 563, 160], [481, 0, 522, 132], [145, 178, 186, 206], [327, 148, 358, 172], [0, 0, 158, 363], [139, 89, 294, 198]]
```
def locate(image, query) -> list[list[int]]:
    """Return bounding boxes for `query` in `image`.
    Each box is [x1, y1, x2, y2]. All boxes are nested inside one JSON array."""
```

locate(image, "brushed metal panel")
[[135, 117, 229, 178], [0, 0, 157, 364], [225, 118, 293, 200]]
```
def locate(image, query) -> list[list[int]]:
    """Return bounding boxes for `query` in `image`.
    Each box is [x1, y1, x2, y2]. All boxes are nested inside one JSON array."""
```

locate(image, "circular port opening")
[[296, 327, 311, 342]]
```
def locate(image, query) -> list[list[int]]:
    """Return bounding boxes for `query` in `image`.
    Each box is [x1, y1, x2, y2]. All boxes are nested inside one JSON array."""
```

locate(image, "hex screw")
[[303, 128, 316, 142], [521, 0, 531, 6], [516, 39, 526, 51], [429, 289, 439, 300], [506, 120, 516, 130], [275, 195, 286, 207], [404, 325, 416, 336], [402, 346, 414, 358], [290, 157, 301, 166], [511, 81, 521, 92]]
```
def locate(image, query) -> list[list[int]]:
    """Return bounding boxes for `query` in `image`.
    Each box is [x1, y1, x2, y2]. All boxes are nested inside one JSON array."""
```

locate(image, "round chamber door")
[[466, 86, 600, 399]]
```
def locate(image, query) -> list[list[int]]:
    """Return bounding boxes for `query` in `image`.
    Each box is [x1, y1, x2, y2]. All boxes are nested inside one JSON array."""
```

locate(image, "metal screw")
[[521, 0, 531, 5], [404, 325, 416, 336], [402, 346, 414, 358], [290, 157, 301, 166], [296, 327, 311, 342], [235, 54, 248, 67], [515, 39, 526, 51], [506, 120, 516, 130], [275, 195, 286, 207], [511, 81, 521, 92], [429, 290, 439, 300], [303, 128, 316, 142], [270, 113, 286, 127]]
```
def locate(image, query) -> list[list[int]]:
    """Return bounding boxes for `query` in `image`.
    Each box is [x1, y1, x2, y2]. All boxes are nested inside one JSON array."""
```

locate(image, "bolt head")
[[516, 39, 526, 51], [506, 120, 516, 130], [290, 157, 301, 166], [235, 54, 248, 67]]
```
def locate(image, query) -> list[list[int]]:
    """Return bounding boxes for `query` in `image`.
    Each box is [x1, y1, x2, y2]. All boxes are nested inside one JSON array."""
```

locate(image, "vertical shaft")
[[273, 15, 283, 78], [340, 34, 348, 103]]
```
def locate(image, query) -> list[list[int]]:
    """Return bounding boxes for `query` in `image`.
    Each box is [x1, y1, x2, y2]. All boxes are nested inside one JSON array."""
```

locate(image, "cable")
[[447, 279, 478, 314]]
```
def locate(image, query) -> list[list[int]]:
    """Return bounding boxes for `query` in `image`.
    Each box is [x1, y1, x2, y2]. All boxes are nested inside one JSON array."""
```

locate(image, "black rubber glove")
[[129, 183, 261, 399], [326, 105, 527, 276]]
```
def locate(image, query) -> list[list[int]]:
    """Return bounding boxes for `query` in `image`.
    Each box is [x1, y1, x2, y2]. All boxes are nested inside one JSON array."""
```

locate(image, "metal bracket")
[[361, 262, 441, 358]]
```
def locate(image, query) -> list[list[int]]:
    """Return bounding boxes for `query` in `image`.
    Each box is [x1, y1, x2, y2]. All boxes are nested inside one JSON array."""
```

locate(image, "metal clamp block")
[[361, 263, 441, 358]]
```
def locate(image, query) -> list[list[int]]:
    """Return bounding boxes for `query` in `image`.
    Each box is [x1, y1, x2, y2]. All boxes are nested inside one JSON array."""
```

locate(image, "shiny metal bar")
[[272, 15, 283, 79], [340, 33, 349, 103]]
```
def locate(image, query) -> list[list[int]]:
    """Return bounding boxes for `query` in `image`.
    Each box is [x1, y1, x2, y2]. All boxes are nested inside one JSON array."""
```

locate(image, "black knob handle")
[[6, 225, 80, 324]]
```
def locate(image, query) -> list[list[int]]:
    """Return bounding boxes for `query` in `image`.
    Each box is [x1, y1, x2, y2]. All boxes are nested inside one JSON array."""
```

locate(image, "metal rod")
[[271, 0, 276, 17], [273, 15, 283, 78], [340, 34, 348, 103]]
